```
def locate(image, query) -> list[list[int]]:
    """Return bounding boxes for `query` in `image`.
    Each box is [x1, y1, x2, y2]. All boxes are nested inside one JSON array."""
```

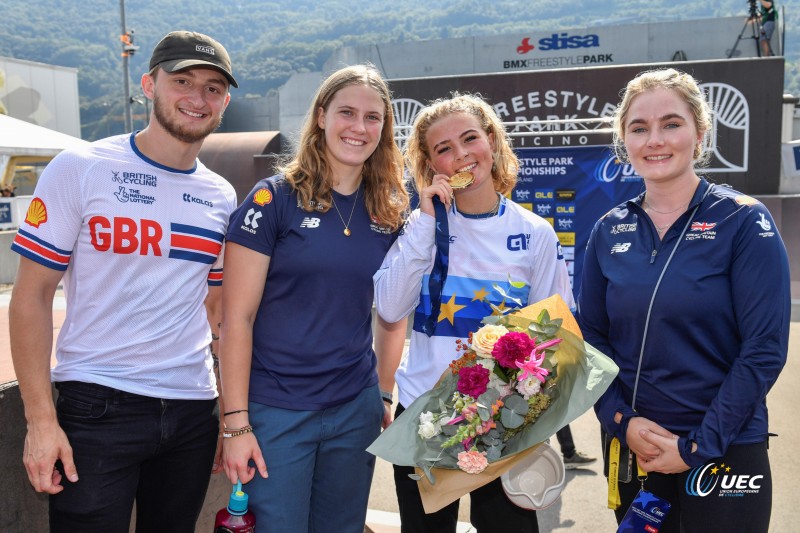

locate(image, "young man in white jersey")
[[9, 31, 238, 532]]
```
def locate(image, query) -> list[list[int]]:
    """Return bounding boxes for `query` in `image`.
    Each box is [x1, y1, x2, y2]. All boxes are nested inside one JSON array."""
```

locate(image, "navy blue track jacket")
[[578, 178, 790, 468]]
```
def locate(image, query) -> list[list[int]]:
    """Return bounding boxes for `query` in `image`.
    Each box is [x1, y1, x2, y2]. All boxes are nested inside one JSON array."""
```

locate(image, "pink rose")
[[457, 450, 489, 474], [492, 331, 537, 369], [457, 365, 490, 398]]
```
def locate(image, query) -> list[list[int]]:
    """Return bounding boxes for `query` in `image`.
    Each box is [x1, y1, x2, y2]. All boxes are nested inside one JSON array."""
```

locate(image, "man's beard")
[[152, 95, 223, 144]]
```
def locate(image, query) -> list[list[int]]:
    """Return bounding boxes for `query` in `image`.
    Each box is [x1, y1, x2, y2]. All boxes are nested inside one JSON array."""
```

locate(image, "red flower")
[[492, 331, 537, 369], [457, 365, 490, 397]]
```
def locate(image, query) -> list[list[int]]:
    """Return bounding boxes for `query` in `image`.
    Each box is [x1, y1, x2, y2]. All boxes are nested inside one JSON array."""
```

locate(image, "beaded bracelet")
[[223, 425, 254, 438]]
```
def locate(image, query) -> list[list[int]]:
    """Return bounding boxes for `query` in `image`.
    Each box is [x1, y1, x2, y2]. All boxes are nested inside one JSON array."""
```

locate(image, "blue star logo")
[[634, 490, 660, 510]]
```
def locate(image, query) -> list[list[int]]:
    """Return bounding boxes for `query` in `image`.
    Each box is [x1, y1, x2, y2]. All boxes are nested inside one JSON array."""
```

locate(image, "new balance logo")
[[300, 217, 320, 229], [610, 243, 631, 254]]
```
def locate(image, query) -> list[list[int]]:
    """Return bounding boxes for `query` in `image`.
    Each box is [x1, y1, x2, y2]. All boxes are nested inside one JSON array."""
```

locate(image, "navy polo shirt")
[[227, 175, 398, 410]]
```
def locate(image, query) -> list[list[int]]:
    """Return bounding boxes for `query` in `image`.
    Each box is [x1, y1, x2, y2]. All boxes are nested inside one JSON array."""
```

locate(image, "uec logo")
[[594, 154, 638, 183], [685, 463, 763, 497]]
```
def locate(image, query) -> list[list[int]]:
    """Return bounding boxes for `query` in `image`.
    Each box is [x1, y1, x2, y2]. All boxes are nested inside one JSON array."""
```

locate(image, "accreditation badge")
[[617, 489, 671, 532]]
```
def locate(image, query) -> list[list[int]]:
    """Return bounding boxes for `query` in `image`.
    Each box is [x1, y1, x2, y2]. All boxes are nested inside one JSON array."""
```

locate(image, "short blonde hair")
[[613, 68, 713, 165], [405, 93, 519, 195]]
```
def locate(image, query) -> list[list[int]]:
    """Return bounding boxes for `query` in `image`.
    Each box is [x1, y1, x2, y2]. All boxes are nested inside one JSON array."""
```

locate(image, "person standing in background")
[[758, 0, 777, 56]]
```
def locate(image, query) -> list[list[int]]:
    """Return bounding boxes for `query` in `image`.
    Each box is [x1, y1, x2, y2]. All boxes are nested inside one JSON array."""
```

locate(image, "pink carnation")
[[457, 450, 489, 474], [492, 331, 536, 369], [457, 365, 490, 398]]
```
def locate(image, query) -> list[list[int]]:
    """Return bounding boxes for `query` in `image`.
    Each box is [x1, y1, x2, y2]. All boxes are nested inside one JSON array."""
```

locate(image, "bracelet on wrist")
[[224, 409, 249, 417], [223, 425, 254, 438], [380, 390, 393, 404]]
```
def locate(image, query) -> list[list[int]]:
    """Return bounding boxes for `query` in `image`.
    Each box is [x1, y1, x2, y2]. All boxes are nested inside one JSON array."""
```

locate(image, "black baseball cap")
[[149, 31, 238, 88]]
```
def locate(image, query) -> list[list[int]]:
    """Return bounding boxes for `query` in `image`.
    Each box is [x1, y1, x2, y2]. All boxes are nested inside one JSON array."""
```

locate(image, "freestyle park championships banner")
[[512, 145, 642, 298]]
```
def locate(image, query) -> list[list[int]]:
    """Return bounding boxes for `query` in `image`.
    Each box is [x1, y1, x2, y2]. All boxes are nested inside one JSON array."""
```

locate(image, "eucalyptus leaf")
[[486, 444, 503, 462], [478, 388, 500, 406], [421, 464, 436, 484], [501, 407, 525, 428], [477, 405, 491, 421], [481, 433, 502, 446], [504, 394, 530, 414], [481, 315, 501, 325], [408, 473, 422, 481]]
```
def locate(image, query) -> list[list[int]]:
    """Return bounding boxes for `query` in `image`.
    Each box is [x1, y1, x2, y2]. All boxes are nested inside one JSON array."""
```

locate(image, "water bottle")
[[214, 481, 256, 532]]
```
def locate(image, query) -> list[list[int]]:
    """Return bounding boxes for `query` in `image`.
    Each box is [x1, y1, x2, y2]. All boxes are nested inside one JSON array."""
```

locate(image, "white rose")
[[418, 411, 441, 439], [471, 325, 509, 358], [516, 376, 542, 400]]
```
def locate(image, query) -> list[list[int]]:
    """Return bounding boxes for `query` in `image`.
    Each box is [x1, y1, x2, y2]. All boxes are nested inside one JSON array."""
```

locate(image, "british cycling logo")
[[111, 170, 157, 187], [594, 154, 641, 183], [685, 462, 763, 498]]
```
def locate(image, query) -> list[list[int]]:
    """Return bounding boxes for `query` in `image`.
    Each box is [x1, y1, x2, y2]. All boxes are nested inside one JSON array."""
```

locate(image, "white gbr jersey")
[[11, 134, 237, 399]]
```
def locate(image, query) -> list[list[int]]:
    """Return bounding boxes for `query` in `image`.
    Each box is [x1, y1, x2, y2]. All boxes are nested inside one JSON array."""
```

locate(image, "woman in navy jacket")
[[578, 68, 790, 532]]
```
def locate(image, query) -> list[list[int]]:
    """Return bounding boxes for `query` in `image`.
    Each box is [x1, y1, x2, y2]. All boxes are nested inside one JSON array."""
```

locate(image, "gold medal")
[[449, 171, 474, 189]]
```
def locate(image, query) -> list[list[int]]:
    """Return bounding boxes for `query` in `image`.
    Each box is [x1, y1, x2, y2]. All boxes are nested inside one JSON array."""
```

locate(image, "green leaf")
[[485, 444, 504, 461], [481, 315, 502, 325], [441, 424, 458, 436], [500, 394, 529, 429], [421, 464, 436, 484], [501, 407, 525, 428], [507, 273, 527, 289], [492, 363, 510, 383], [478, 388, 500, 407]]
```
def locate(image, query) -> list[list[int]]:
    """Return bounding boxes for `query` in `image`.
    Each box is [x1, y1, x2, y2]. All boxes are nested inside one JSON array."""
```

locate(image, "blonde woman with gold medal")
[[374, 93, 573, 532]]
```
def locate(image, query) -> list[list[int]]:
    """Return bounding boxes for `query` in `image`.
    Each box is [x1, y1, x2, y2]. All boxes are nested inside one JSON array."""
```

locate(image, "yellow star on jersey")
[[710, 466, 719, 475], [438, 293, 466, 325], [472, 287, 490, 302]]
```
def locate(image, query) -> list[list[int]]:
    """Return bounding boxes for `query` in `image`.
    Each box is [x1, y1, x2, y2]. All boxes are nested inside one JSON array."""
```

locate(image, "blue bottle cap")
[[227, 481, 249, 515]]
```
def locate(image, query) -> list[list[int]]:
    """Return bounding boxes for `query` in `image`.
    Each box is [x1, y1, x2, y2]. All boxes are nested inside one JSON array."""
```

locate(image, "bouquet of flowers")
[[368, 294, 618, 512]]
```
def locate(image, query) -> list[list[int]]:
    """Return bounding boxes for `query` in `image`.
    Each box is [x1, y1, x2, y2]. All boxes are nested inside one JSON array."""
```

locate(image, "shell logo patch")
[[25, 198, 48, 228], [734, 195, 757, 206], [253, 189, 272, 206]]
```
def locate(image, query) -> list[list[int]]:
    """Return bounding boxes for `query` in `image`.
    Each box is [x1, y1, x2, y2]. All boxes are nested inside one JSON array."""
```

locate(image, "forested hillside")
[[1, 0, 797, 140]]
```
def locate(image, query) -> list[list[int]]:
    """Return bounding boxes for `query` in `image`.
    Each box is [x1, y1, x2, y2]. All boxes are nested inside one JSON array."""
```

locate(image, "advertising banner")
[[391, 57, 784, 195], [513, 146, 642, 298]]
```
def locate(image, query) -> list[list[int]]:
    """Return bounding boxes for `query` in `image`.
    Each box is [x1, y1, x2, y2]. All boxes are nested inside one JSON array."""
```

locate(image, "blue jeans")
[[50, 381, 218, 533], [246, 383, 384, 532]]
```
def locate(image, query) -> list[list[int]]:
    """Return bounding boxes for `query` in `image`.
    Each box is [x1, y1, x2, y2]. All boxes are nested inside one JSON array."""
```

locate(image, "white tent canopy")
[[0, 113, 87, 157]]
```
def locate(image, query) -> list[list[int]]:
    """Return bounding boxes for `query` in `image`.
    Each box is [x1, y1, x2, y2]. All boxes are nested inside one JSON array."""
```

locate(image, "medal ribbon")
[[422, 197, 450, 337]]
